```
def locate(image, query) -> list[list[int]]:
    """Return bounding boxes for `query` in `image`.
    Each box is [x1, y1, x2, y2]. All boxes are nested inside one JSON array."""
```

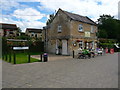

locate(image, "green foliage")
[[29, 40, 44, 53], [98, 14, 120, 42], [99, 43, 114, 49], [98, 29, 108, 38], [16, 35, 31, 40], [2, 37, 9, 54], [99, 39, 116, 49]]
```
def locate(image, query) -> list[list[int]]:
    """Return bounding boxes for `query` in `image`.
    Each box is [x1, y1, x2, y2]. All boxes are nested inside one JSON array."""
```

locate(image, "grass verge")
[[3, 52, 42, 64]]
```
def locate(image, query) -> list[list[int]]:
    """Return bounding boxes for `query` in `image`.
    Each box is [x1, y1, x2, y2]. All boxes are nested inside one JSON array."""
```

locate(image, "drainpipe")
[[43, 27, 47, 52]]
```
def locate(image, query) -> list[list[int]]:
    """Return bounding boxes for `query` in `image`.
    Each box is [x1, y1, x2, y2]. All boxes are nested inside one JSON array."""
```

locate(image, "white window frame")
[[91, 26, 94, 33], [78, 24, 83, 32], [58, 25, 62, 32]]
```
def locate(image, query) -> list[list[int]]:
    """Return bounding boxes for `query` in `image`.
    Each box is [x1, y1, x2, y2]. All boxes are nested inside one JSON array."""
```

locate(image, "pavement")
[[2, 53, 118, 88], [31, 54, 72, 61]]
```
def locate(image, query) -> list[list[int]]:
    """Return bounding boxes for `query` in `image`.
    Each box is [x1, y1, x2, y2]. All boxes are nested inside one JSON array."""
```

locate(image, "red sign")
[[110, 49, 114, 54], [105, 48, 108, 53]]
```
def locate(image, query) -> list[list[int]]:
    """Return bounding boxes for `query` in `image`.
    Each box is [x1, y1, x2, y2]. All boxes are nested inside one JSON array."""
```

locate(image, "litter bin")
[[43, 53, 48, 62]]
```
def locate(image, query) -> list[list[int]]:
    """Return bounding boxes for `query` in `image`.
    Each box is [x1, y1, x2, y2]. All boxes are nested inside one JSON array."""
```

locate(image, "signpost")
[[13, 47, 29, 50], [6, 39, 30, 64]]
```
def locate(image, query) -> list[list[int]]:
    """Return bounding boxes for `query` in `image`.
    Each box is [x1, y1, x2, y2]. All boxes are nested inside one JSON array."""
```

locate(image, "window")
[[9, 31, 13, 34], [78, 24, 83, 32], [58, 25, 62, 32], [31, 32, 34, 37], [91, 26, 94, 33], [79, 41, 83, 48]]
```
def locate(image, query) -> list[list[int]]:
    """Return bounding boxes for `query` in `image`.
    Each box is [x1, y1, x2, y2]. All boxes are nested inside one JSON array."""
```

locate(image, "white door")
[[62, 40, 68, 55]]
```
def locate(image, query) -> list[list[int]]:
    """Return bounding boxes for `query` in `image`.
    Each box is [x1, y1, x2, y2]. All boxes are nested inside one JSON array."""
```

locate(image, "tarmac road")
[[2, 53, 118, 88]]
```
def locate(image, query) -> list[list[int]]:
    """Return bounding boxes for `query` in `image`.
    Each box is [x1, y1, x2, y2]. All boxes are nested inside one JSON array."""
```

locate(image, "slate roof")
[[26, 28, 42, 33], [0, 23, 18, 29], [60, 9, 97, 25]]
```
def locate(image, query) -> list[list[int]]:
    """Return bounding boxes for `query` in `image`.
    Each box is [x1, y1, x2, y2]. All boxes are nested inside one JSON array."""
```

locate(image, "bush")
[[99, 43, 114, 49]]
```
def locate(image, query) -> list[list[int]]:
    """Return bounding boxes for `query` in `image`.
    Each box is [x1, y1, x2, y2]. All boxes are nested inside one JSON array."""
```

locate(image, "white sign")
[[85, 31, 90, 37], [13, 47, 29, 50]]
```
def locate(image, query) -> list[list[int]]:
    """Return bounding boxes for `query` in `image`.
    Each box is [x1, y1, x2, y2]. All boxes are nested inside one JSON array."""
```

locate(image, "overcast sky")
[[0, 0, 119, 32]]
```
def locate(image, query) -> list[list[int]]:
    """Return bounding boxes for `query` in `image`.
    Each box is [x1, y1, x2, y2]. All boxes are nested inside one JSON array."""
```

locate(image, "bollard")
[[13, 53, 16, 64], [43, 53, 48, 62], [73, 50, 74, 58], [40, 54, 42, 62], [28, 54, 30, 63]]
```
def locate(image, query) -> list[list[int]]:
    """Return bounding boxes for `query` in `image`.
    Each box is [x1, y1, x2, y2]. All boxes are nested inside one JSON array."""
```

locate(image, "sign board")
[[105, 48, 108, 53], [85, 31, 90, 37], [13, 47, 29, 50], [110, 48, 114, 54]]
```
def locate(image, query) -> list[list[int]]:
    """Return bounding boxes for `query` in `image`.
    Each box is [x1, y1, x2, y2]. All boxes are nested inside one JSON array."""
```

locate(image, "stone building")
[[43, 8, 98, 55], [0, 23, 18, 37], [25, 28, 42, 38]]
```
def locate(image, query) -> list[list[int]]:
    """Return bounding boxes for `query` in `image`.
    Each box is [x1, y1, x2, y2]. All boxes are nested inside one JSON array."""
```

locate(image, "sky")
[[119, 1, 120, 19], [0, 0, 120, 32]]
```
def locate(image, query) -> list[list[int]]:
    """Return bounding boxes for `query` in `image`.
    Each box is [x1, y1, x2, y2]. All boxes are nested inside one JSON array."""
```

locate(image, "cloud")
[[118, 1, 120, 19], [1, 0, 119, 32], [40, 0, 119, 21], [0, 1, 46, 32], [13, 8, 46, 21], [0, 0, 20, 11], [1, 16, 45, 32]]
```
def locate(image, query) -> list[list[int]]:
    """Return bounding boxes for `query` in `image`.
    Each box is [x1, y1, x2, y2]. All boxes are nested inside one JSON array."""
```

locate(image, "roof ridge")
[[59, 8, 96, 25], [0, 23, 16, 26], [59, 8, 86, 18], [65, 10, 85, 18]]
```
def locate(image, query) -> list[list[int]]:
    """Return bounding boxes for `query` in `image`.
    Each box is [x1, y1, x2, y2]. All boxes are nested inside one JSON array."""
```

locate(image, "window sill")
[[58, 31, 62, 33], [78, 31, 84, 33]]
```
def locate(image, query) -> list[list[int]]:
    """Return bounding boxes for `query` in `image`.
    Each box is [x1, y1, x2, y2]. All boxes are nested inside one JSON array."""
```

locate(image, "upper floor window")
[[91, 26, 94, 33], [31, 32, 35, 37], [78, 24, 83, 32], [58, 25, 62, 32]]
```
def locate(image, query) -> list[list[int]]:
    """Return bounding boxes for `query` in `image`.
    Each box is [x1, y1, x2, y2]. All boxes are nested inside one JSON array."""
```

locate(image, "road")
[[2, 53, 118, 88]]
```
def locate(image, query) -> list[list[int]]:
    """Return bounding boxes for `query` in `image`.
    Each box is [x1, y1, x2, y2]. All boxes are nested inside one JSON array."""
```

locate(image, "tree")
[[97, 14, 120, 42], [17, 27, 22, 32], [98, 29, 108, 38]]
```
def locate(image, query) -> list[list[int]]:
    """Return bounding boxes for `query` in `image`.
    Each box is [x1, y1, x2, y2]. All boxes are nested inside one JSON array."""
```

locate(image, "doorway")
[[62, 40, 68, 55]]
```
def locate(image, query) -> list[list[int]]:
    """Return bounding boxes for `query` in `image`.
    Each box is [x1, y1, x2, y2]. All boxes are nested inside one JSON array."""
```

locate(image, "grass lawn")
[[3, 52, 42, 64]]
